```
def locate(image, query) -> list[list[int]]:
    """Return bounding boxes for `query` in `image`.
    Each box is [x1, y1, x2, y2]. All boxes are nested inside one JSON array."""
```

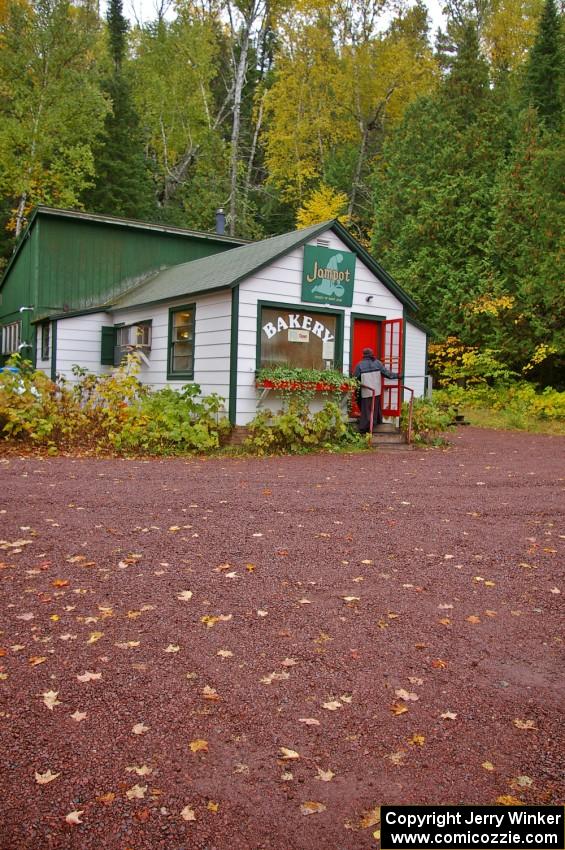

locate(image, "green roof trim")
[[110, 220, 419, 313]]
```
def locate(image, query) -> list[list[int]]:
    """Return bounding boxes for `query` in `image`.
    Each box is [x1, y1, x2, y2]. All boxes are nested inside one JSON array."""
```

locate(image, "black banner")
[[381, 806, 564, 850]]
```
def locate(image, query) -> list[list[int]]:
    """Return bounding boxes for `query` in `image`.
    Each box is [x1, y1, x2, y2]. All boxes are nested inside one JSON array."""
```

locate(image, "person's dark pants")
[[359, 395, 382, 433]]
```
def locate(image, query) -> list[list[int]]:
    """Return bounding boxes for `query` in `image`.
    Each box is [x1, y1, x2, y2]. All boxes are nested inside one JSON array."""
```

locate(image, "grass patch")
[[460, 406, 565, 435]]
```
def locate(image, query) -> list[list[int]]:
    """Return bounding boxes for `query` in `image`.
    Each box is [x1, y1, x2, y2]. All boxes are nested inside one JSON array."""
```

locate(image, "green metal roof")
[[111, 220, 332, 309], [111, 219, 419, 313]]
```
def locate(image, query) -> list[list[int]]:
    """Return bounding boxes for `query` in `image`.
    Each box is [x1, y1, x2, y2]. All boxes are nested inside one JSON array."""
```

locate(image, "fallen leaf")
[[388, 751, 406, 765], [126, 784, 147, 800], [132, 723, 149, 735], [35, 769, 60, 784], [408, 734, 425, 746], [207, 801, 219, 812], [466, 615, 481, 624], [29, 656, 47, 666], [391, 702, 408, 716], [97, 792, 115, 805], [70, 711, 87, 722], [201, 614, 232, 628], [257, 609, 268, 617], [180, 806, 196, 822], [126, 765, 153, 776], [164, 644, 180, 653], [280, 770, 293, 781], [76, 671, 102, 682], [217, 649, 233, 658], [395, 689, 419, 702], [511, 775, 533, 788], [432, 659, 447, 669], [281, 657, 298, 667], [41, 690, 61, 710], [513, 719, 537, 730], [342, 596, 360, 603], [87, 631, 104, 645], [482, 761, 495, 771], [279, 747, 300, 760], [496, 795, 523, 806], [322, 701, 342, 711], [300, 801, 326, 815], [298, 718, 320, 726], [440, 711, 457, 720], [408, 677, 424, 685], [189, 739, 208, 753], [65, 810, 84, 825], [52, 579, 69, 588], [315, 767, 335, 782], [177, 591, 193, 601], [115, 641, 140, 649], [360, 807, 381, 828], [202, 685, 220, 701]]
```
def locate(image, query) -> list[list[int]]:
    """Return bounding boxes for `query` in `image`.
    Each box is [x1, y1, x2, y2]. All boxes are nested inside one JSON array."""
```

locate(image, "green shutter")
[[101, 326, 115, 365]]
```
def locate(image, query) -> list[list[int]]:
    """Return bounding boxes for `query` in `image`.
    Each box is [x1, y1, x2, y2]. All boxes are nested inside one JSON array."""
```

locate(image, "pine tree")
[[83, 0, 154, 220], [525, 0, 563, 130]]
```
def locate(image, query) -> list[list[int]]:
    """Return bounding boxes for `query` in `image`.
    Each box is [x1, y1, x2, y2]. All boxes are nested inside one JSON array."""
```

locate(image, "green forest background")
[[0, 0, 562, 386]]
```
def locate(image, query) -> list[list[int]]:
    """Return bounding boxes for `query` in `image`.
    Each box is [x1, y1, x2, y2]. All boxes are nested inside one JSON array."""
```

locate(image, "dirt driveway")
[[0, 427, 563, 850]]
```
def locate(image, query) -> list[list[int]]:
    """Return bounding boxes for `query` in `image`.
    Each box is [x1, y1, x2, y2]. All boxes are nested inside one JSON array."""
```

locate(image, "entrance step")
[[369, 427, 414, 450]]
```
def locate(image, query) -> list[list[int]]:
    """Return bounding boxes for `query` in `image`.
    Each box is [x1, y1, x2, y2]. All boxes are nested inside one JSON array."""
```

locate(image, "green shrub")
[[0, 354, 229, 455], [401, 397, 455, 445], [435, 381, 565, 422], [244, 400, 364, 455], [0, 355, 79, 446]]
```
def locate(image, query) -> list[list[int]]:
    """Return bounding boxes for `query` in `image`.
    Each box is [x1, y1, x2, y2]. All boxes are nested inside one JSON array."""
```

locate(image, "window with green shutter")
[[101, 326, 116, 365]]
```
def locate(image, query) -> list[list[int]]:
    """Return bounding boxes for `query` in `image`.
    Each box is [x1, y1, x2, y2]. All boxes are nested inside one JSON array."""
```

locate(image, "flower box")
[[256, 378, 353, 393]]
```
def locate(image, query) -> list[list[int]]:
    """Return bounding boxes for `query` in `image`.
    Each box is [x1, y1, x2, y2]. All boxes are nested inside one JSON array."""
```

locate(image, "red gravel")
[[0, 427, 563, 850]]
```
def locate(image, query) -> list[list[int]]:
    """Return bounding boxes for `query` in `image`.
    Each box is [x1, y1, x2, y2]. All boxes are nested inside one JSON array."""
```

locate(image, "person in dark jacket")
[[353, 347, 399, 433]]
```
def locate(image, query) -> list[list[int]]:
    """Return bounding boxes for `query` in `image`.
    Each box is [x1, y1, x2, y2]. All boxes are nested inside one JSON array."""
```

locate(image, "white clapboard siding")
[[235, 231, 403, 425], [55, 313, 112, 380], [404, 320, 427, 400], [111, 291, 231, 412]]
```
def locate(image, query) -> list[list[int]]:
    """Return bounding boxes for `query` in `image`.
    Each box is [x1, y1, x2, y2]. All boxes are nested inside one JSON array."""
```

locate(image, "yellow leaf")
[[496, 795, 523, 806], [87, 631, 103, 645], [189, 739, 208, 753], [391, 702, 408, 716], [299, 801, 326, 815], [408, 734, 425, 746], [482, 761, 495, 771], [466, 615, 481, 624], [207, 801, 219, 812], [29, 656, 47, 666], [202, 685, 220, 701], [41, 690, 61, 710], [360, 806, 381, 828], [279, 747, 300, 760], [513, 719, 537, 730]]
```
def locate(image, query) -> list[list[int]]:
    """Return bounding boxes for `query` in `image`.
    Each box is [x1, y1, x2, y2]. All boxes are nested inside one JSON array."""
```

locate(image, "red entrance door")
[[350, 318, 381, 417], [351, 317, 403, 418]]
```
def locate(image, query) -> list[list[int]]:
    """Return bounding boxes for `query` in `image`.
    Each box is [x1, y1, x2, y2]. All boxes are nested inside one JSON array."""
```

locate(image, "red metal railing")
[[362, 383, 414, 445]]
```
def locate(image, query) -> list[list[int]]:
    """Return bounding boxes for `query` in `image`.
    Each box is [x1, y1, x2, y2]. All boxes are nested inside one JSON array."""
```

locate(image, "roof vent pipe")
[[215, 208, 225, 236]]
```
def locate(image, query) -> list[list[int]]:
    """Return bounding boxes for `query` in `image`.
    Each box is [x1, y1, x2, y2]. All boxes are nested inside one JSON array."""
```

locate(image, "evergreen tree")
[[83, 0, 154, 220], [525, 0, 563, 130], [372, 24, 510, 341]]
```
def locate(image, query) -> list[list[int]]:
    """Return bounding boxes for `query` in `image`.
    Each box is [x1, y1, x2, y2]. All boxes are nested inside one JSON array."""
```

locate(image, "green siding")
[[36, 216, 238, 315], [0, 227, 39, 364], [0, 211, 241, 356]]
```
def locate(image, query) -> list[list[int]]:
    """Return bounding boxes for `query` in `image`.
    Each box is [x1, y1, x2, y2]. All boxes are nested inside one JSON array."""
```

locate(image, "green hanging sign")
[[301, 245, 356, 307]]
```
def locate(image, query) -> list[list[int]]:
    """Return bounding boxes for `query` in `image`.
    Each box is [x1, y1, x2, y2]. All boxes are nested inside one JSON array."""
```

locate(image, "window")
[[168, 305, 195, 379], [114, 321, 152, 365], [41, 322, 50, 360], [259, 306, 340, 370], [1, 321, 21, 355]]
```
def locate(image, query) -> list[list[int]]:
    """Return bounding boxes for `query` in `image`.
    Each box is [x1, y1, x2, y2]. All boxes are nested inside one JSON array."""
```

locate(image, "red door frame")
[[381, 318, 403, 417]]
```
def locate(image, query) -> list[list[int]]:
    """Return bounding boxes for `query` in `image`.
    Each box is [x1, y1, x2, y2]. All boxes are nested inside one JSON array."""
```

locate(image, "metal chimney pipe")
[[215, 208, 225, 236]]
